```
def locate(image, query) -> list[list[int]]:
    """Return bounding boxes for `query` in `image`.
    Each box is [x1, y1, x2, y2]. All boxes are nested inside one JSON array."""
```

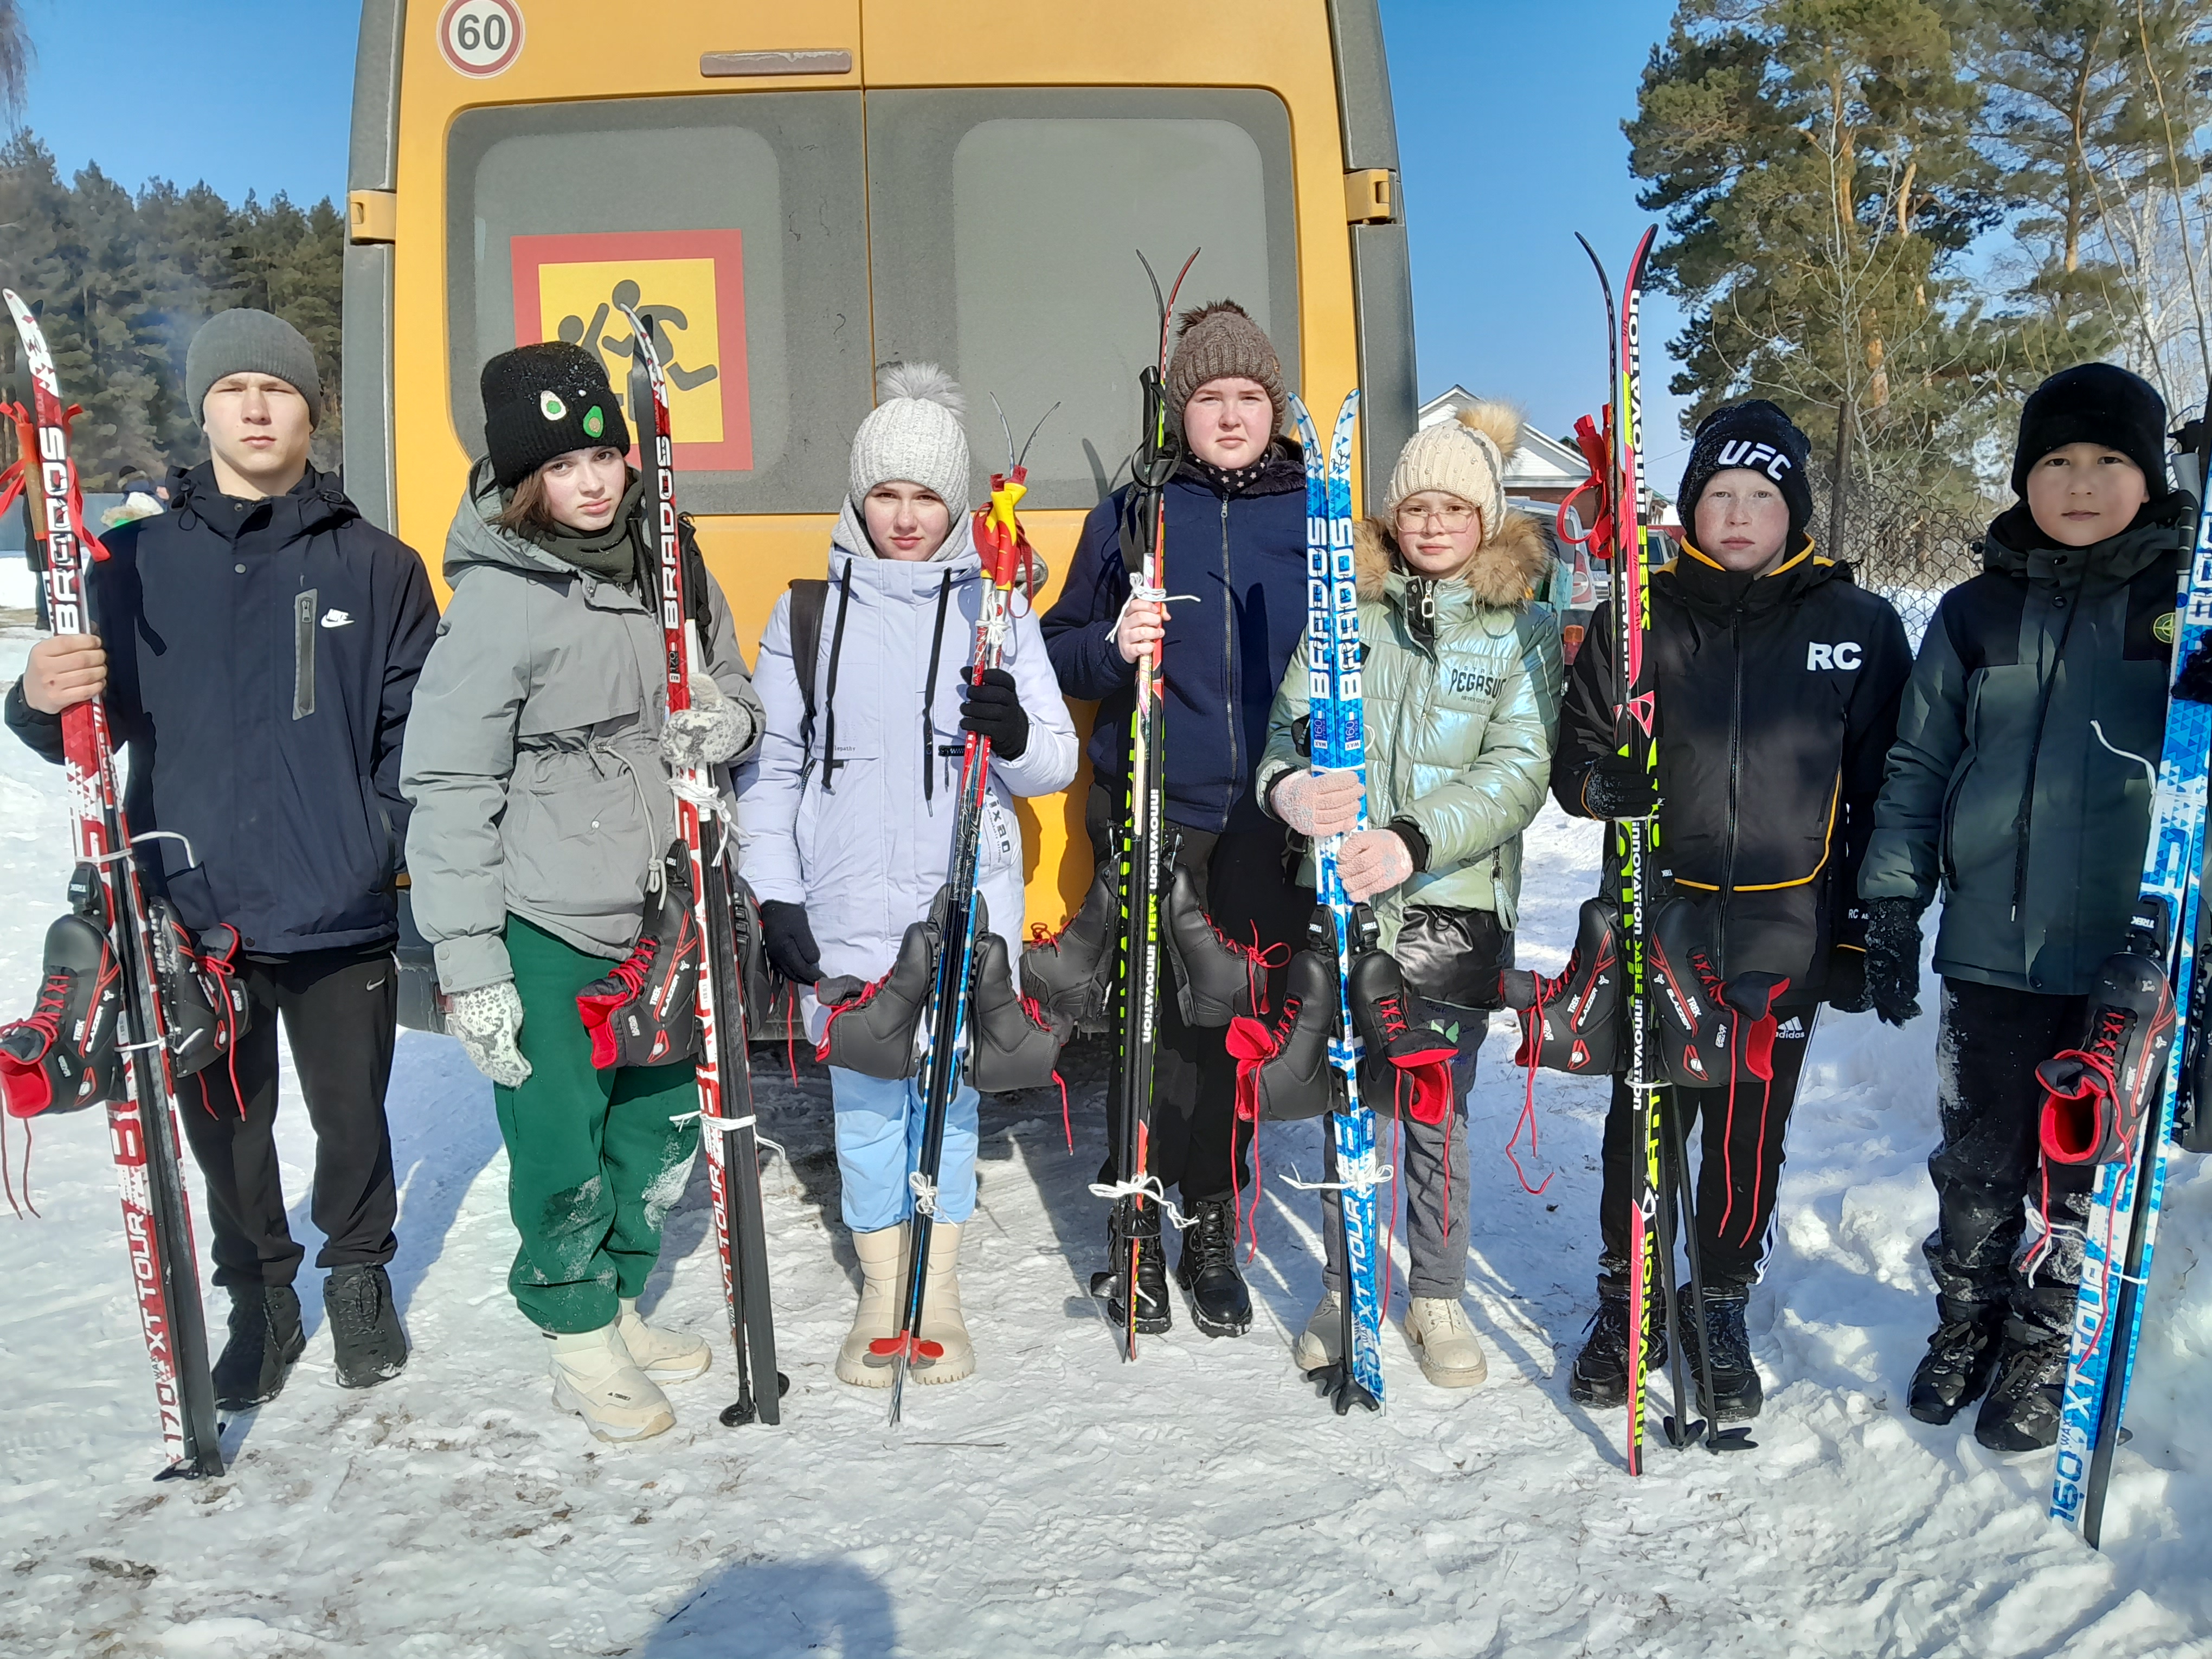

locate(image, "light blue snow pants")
[[829, 1066, 980, 1232]]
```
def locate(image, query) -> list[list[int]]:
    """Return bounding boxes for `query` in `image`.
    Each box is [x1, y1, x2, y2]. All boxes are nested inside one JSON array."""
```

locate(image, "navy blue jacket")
[[4, 464, 439, 955], [1041, 443, 1308, 835]]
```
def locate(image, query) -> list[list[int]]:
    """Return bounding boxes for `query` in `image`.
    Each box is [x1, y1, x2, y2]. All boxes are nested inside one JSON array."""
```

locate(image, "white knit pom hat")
[[1381, 401, 1522, 537], [850, 363, 969, 518]]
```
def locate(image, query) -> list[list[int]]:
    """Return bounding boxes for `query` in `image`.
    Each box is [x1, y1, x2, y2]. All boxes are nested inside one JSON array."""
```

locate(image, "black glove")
[[959, 666, 1030, 760], [1824, 944, 1872, 1013], [1581, 757, 1660, 820], [1862, 897, 1925, 1026], [758, 899, 824, 987]]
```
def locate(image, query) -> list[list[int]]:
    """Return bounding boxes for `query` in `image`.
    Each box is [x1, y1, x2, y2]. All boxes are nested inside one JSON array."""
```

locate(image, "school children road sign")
[[510, 229, 755, 473]]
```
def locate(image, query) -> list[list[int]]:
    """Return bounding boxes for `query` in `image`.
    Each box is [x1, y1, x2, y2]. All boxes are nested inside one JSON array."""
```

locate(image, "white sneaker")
[[1293, 1290, 1343, 1374], [546, 1323, 675, 1442], [837, 1225, 909, 1388], [617, 1297, 710, 1384], [913, 1222, 974, 1386], [1404, 1297, 1488, 1388]]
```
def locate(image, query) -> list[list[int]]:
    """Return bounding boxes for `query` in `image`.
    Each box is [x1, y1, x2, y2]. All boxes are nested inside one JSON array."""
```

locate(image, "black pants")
[[1086, 782, 1314, 1205], [1598, 1006, 1818, 1295], [178, 946, 401, 1290], [1927, 978, 2092, 1346]]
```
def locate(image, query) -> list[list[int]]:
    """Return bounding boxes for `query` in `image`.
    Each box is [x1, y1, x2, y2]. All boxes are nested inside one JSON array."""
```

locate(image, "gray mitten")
[[447, 980, 532, 1087], [661, 671, 755, 770]]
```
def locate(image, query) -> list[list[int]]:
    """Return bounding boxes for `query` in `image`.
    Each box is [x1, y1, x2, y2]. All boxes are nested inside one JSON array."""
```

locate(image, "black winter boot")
[[1567, 1290, 1667, 1409], [1975, 1333, 2068, 1452], [325, 1264, 409, 1389], [1908, 1302, 2007, 1425], [1677, 1289, 1762, 1422], [212, 1283, 306, 1411], [1095, 1204, 1172, 1335], [1176, 1197, 1252, 1338]]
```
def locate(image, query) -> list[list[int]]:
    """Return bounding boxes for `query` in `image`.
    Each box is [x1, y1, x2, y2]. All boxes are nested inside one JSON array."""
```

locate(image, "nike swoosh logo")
[[364, 976, 387, 990], [320, 609, 355, 628]]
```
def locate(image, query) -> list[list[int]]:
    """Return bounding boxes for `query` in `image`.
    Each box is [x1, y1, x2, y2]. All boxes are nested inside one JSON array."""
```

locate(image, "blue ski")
[[2048, 422, 2212, 1545], [1290, 389, 1384, 1414]]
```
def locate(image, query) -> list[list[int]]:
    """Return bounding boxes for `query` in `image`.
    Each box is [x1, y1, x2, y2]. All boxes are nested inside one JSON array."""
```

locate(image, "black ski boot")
[[1176, 1196, 1252, 1338], [816, 906, 941, 1081], [1348, 948, 1457, 1125], [212, 1282, 306, 1411], [1975, 1333, 2068, 1452], [1908, 1302, 2007, 1425], [1500, 896, 1621, 1076], [1566, 1290, 1666, 1409], [1019, 862, 1116, 1030], [1677, 1288, 1763, 1422], [1163, 865, 1262, 1027], [325, 1264, 409, 1389], [967, 933, 1064, 1094], [1097, 1205, 1172, 1335], [1226, 949, 1337, 1123], [0, 912, 125, 1118]]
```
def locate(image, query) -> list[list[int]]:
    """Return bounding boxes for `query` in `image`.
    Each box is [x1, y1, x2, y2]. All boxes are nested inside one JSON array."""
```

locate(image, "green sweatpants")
[[493, 916, 702, 1334]]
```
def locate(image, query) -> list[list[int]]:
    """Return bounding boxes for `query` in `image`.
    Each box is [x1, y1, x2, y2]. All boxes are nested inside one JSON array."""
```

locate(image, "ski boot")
[[576, 844, 700, 1069], [325, 1264, 409, 1389], [1908, 1301, 2007, 1425], [1176, 1196, 1251, 1337], [1348, 948, 1456, 1126], [967, 933, 1064, 1094], [150, 903, 249, 1081], [1163, 864, 1264, 1027], [1566, 1289, 1666, 1409], [1500, 896, 1621, 1075], [816, 901, 942, 1081], [1975, 1332, 2068, 1452], [0, 912, 125, 1118], [1677, 1287, 1763, 1422], [1019, 861, 1117, 1030], [2037, 946, 2176, 1169], [1226, 949, 1337, 1124], [213, 1282, 307, 1412], [1648, 899, 1787, 1088], [1094, 1203, 1172, 1335]]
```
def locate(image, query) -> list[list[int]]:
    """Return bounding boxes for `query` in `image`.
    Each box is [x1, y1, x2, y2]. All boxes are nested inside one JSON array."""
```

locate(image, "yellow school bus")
[[342, 0, 1415, 930]]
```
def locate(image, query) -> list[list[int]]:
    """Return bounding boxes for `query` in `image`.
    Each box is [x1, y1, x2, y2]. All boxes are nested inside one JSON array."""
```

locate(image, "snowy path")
[[0, 626, 2206, 1657]]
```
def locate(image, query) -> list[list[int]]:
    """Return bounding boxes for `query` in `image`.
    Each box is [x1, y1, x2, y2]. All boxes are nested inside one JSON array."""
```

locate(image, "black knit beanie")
[[2010, 363, 2168, 497], [480, 342, 632, 490], [1677, 400, 1816, 552]]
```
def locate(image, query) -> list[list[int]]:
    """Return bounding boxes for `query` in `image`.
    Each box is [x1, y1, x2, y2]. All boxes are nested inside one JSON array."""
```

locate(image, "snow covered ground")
[[0, 622, 2206, 1658]]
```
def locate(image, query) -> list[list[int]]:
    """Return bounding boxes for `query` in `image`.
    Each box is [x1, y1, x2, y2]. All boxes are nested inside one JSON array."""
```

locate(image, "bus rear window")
[[866, 89, 1300, 511], [446, 93, 872, 515]]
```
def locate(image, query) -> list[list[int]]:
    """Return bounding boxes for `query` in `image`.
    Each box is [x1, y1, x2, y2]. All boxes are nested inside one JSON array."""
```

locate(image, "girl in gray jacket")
[[401, 343, 763, 1444], [741, 366, 1078, 1390]]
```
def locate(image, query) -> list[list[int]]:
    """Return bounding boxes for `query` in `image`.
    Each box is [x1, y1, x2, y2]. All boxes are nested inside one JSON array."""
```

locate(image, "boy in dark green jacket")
[[1859, 363, 2194, 1452]]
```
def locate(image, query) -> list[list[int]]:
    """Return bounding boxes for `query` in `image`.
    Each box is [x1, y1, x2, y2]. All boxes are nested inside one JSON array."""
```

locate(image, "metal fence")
[[1818, 475, 1989, 646]]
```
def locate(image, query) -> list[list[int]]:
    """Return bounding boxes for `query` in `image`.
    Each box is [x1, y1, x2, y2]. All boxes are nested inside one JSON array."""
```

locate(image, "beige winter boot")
[[1293, 1290, 1342, 1374], [1404, 1296, 1489, 1387], [618, 1296, 711, 1384], [913, 1221, 975, 1385], [546, 1323, 675, 1443], [836, 1225, 910, 1387]]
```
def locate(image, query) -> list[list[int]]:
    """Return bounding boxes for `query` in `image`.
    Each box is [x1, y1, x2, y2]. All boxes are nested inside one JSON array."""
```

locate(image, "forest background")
[[0, 0, 2208, 539]]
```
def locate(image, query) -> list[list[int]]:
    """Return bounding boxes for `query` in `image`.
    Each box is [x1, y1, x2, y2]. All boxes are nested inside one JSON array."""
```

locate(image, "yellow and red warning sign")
[[510, 230, 754, 472]]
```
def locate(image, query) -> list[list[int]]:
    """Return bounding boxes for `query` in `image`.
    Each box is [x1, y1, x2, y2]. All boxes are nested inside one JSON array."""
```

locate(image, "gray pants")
[[1319, 1020, 1481, 1301]]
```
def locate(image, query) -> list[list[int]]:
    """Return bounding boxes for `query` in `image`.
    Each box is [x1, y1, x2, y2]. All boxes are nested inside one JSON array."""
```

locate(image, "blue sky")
[[12, 0, 1693, 474]]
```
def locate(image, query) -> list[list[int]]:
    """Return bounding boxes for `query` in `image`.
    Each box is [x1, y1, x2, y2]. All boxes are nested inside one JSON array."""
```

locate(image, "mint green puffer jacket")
[[1256, 512, 1565, 948]]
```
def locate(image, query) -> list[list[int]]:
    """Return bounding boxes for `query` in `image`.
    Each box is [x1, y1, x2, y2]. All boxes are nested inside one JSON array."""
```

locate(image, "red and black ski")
[[621, 305, 784, 1427], [1, 289, 224, 1479]]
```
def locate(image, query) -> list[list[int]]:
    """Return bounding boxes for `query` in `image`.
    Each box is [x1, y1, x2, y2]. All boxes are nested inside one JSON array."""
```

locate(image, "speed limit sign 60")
[[439, 0, 524, 79]]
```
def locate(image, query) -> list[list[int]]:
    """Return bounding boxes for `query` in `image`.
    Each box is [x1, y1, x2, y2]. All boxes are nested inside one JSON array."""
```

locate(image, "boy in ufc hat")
[[1553, 399, 1911, 1426], [5, 308, 440, 1409], [1861, 363, 2192, 1451]]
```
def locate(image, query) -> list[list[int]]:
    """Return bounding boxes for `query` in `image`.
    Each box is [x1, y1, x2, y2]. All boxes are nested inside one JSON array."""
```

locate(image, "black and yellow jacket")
[[1553, 540, 1912, 1002]]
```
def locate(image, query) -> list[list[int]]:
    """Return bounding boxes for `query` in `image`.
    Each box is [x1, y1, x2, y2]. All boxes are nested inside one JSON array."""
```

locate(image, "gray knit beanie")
[[185, 308, 324, 427], [850, 363, 969, 517], [1165, 300, 1285, 433]]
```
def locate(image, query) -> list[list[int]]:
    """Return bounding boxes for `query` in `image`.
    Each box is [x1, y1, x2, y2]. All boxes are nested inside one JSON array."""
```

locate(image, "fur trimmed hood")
[[1353, 506, 1553, 611]]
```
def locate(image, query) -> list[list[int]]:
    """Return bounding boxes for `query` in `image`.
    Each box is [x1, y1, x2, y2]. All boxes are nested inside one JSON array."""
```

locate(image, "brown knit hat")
[[1165, 300, 1286, 433]]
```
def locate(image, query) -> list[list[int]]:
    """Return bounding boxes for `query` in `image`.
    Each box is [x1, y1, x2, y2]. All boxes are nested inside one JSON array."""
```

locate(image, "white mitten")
[[447, 980, 531, 1088]]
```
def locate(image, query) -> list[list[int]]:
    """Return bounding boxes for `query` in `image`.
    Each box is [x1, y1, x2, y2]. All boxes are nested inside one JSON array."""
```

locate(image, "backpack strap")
[[789, 577, 829, 788]]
